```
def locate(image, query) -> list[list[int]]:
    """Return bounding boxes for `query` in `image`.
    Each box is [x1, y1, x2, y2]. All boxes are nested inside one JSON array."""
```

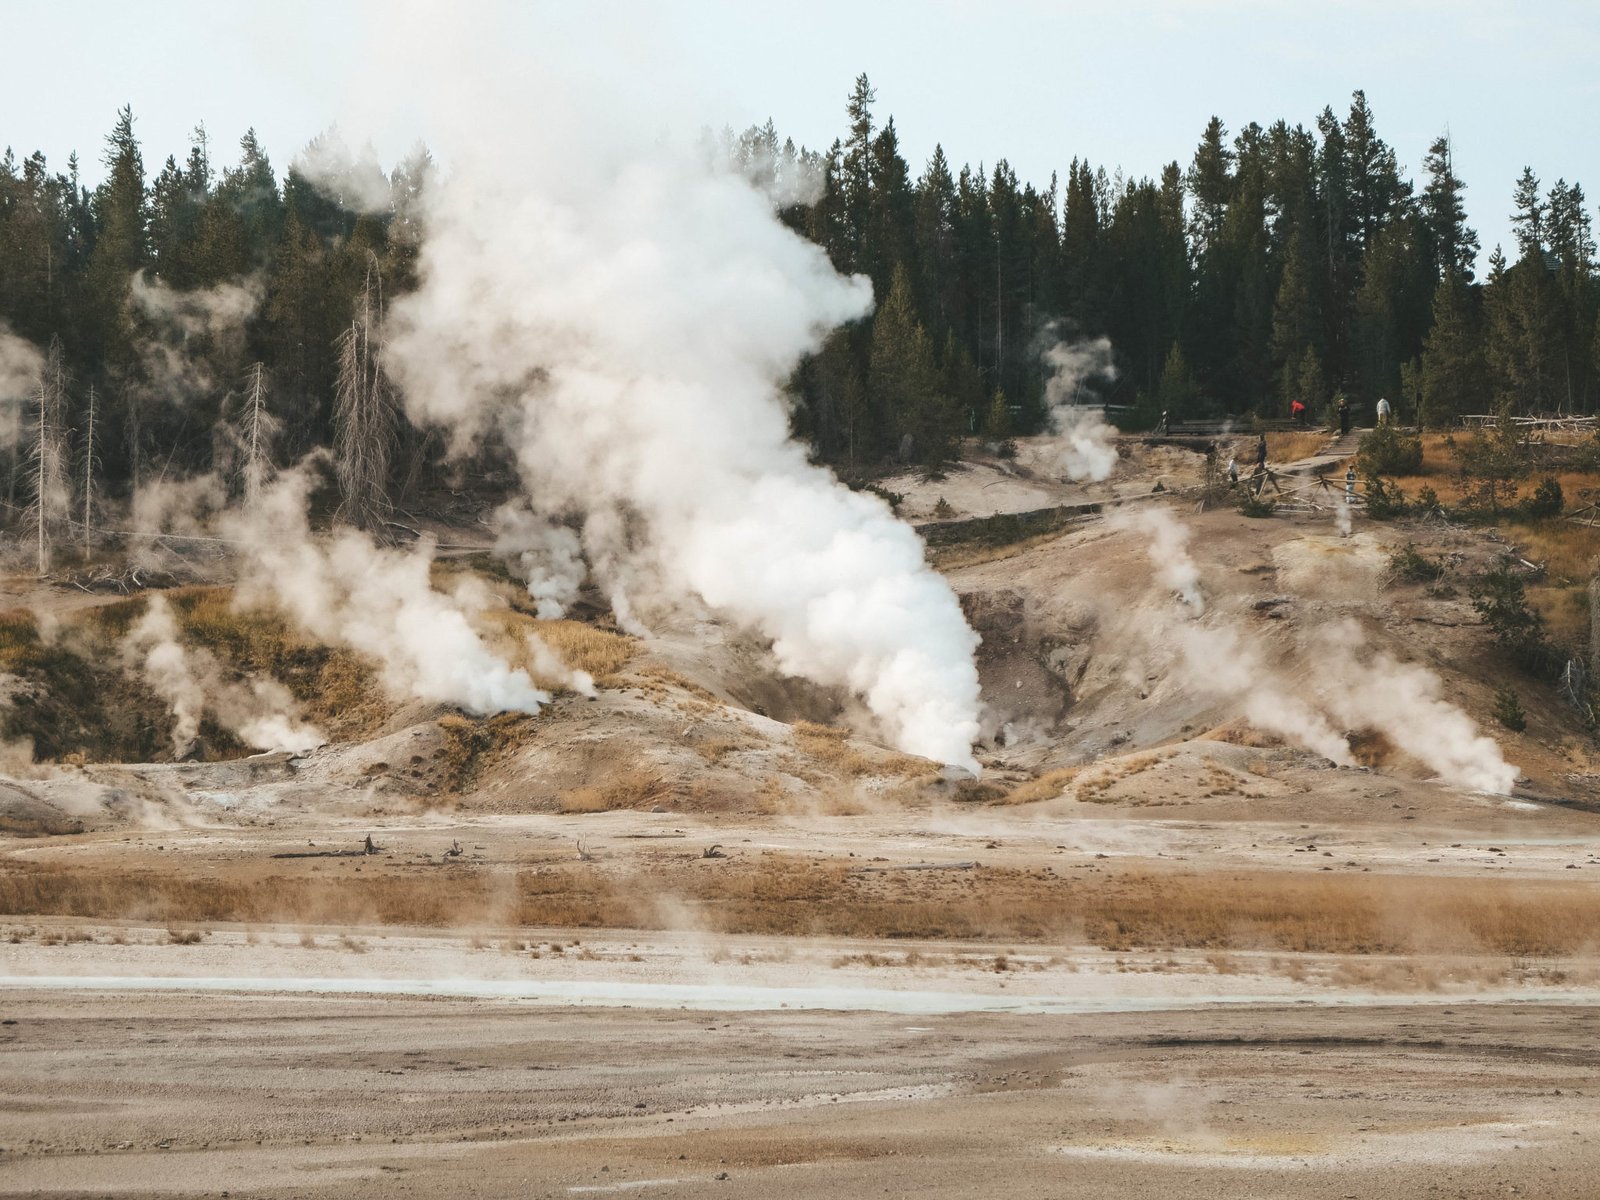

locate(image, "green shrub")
[[1238, 493, 1277, 518], [1524, 477, 1564, 519], [1471, 561, 1549, 670], [1389, 543, 1443, 583], [865, 484, 904, 513], [1356, 425, 1423, 476], [1363, 474, 1409, 520], [1451, 424, 1528, 517], [1492, 685, 1527, 733]]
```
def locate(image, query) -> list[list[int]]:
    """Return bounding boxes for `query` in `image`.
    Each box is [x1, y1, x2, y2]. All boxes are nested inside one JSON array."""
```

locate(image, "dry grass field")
[[6, 855, 1600, 958]]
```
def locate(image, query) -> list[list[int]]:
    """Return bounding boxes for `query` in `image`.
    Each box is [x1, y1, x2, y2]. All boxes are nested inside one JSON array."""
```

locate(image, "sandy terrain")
[[6, 434, 1600, 1196], [3, 987, 1599, 1198]]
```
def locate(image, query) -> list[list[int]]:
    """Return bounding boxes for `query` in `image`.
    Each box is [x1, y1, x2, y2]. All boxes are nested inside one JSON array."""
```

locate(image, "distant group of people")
[[1288, 393, 1390, 433]]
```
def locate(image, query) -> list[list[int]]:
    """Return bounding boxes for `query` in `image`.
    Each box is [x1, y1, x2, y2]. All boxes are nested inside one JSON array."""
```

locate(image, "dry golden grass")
[[996, 767, 1080, 806], [435, 712, 536, 793], [631, 662, 720, 703], [1000, 752, 1172, 806], [791, 720, 940, 780], [930, 529, 1076, 571], [1205, 721, 1285, 749], [11, 858, 1599, 956], [477, 609, 637, 689], [83, 586, 390, 739], [535, 619, 635, 682], [1265, 431, 1334, 463], [0, 608, 41, 671], [693, 735, 753, 764], [558, 768, 670, 814]]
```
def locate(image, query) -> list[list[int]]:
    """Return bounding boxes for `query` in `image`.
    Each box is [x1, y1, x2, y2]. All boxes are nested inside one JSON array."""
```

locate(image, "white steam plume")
[[130, 271, 262, 334], [1334, 499, 1353, 538], [129, 272, 264, 410], [220, 465, 553, 716], [1127, 506, 1517, 794], [0, 323, 44, 449], [121, 594, 323, 756], [378, 79, 982, 768], [1040, 331, 1118, 482], [292, 128, 393, 214], [1313, 620, 1518, 795], [1114, 507, 1204, 614], [492, 501, 586, 619]]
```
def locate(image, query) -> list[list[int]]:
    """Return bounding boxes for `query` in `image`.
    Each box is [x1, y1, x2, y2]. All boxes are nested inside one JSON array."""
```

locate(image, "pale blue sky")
[[3, 1, 1595, 265]]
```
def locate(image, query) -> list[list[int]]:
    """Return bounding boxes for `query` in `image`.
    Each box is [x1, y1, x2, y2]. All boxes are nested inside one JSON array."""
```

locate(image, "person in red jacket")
[[1291, 399, 1307, 427]]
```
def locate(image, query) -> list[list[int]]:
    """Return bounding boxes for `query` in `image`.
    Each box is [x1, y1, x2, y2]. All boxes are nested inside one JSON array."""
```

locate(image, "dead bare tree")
[[76, 383, 99, 561], [29, 336, 71, 575], [237, 361, 279, 510], [333, 254, 397, 534]]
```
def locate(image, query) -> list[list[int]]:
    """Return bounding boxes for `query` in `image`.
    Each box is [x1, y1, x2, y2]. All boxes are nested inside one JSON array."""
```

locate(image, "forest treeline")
[[1, 77, 1597, 498]]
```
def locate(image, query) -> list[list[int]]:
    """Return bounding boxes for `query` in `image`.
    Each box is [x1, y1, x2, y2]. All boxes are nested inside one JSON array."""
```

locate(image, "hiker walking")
[[1376, 396, 1392, 426], [1345, 465, 1356, 503], [1337, 395, 1351, 436], [1291, 399, 1308, 427], [1255, 433, 1268, 471], [1227, 456, 1239, 485]]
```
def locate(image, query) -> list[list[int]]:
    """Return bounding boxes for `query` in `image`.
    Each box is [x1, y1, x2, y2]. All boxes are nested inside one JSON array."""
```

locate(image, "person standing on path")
[[1338, 395, 1351, 437], [1376, 396, 1392, 426]]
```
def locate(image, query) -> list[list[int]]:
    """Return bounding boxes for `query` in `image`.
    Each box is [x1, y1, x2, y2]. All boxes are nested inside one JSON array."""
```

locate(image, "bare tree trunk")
[[1590, 574, 1600, 680], [334, 254, 397, 535], [240, 362, 278, 511], [31, 337, 70, 575], [78, 384, 97, 561]]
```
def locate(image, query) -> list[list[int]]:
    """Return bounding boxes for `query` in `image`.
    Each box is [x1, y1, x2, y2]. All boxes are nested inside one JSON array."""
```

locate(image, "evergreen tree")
[[1271, 226, 1319, 401], [83, 106, 148, 373], [1186, 117, 1233, 252], [839, 73, 876, 271], [1510, 167, 1545, 259], [1155, 342, 1201, 420], [869, 266, 959, 468], [1419, 273, 1485, 424], [1485, 243, 1560, 412], [912, 145, 960, 334], [1420, 133, 1478, 282]]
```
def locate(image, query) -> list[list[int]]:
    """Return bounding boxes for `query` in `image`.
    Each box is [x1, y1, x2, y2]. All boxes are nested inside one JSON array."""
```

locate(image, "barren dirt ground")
[[7, 433, 1600, 1195], [3, 990, 1600, 1198]]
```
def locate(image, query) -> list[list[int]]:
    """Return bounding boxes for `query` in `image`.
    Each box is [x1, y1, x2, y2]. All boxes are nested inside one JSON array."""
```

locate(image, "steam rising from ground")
[[1129, 507, 1517, 794], [219, 465, 585, 714], [380, 99, 982, 767], [121, 595, 322, 756], [1115, 507, 1204, 614], [492, 502, 586, 619], [130, 272, 263, 405], [1040, 332, 1118, 483], [0, 323, 44, 448]]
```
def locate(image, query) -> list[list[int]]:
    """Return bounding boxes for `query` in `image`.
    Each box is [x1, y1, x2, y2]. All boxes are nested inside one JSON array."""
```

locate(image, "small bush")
[[1471, 562, 1549, 670], [1238, 493, 1277, 518], [1492, 685, 1527, 732], [865, 484, 904, 512], [1524, 477, 1564, 519], [1389, 543, 1443, 583], [1356, 425, 1423, 476], [933, 497, 955, 519], [1451, 424, 1528, 517], [1363, 474, 1409, 520]]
